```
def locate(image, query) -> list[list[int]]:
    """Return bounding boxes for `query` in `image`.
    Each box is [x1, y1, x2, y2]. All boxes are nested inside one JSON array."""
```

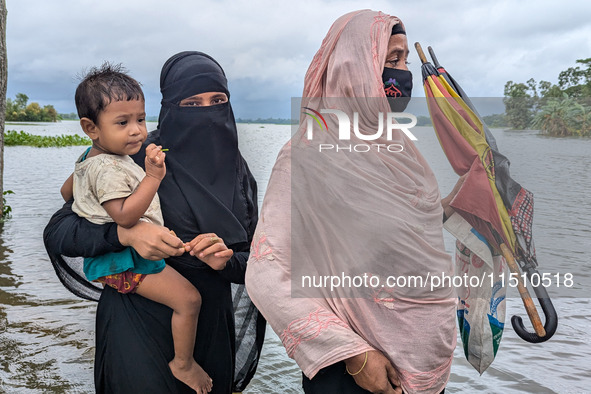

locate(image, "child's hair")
[[75, 62, 144, 124]]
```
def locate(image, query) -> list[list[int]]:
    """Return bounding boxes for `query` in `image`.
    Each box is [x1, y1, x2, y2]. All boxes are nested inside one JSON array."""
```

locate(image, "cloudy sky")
[[5, 0, 591, 119]]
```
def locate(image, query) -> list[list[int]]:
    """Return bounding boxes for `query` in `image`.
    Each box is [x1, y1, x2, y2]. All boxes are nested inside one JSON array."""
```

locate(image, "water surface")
[[0, 121, 589, 393]]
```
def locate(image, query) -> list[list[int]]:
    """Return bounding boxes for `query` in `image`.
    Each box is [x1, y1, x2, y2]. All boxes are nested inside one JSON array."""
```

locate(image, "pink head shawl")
[[246, 10, 456, 394]]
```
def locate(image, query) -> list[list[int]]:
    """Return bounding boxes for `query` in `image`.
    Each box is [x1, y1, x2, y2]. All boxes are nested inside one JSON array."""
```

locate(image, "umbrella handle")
[[499, 243, 546, 338], [511, 266, 558, 343], [414, 42, 428, 64], [427, 46, 442, 69]]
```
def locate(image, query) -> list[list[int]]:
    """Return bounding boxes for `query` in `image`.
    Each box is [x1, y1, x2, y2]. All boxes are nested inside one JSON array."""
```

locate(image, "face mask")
[[382, 67, 413, 112]]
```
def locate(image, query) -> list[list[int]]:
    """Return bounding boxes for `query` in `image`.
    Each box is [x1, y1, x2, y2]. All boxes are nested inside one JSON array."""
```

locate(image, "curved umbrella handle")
[[414, 42, 428, 64], [499, 243, 546, 338], [511, 266, 558, 343]]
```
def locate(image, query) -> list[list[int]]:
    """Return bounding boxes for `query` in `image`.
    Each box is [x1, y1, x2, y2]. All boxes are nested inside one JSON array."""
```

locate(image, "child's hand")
[[145, 143, 166, 181], [184, 233, 234, 270]]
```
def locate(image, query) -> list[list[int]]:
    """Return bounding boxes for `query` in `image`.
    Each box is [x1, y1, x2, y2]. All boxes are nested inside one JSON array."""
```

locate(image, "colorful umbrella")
[[415, 42, 557, 343]]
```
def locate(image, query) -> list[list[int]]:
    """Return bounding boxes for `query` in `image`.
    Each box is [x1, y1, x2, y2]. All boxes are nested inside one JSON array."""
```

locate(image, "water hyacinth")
[[4, 130, 91, 147]]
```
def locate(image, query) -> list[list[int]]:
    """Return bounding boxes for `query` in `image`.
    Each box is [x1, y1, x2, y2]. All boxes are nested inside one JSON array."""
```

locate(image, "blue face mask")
[[382, 67, 413, 112]]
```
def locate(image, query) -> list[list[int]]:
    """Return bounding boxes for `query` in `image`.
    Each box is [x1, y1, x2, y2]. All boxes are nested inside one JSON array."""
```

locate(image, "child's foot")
[[169, 358, 212, 394]]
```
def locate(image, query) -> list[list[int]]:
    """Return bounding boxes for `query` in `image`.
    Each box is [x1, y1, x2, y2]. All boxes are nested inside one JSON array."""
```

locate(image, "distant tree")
[[26, 102, 42, 121], [481, 113, 508, 128], [503, 81, 535, 129], [44, 105, 58, 122], [0, 0, 7, 215], [6, 94, 26, 120], [14, 92, 28, 109], [558, 58, 591, 98], [505, 58, 591, 136], [236, 117, 295, 125], [531, 94, 591, 137], [58, 112, 79, 120], [5, 93, 59, 122], [538, 80, 562, 99]]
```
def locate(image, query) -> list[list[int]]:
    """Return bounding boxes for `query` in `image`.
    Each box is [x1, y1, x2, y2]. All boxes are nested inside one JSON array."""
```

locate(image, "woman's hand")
[[441, 173, 468, 220], [118, 221, 185, 260], [344, 350, 402, 394], [184, 233, 234, 270]]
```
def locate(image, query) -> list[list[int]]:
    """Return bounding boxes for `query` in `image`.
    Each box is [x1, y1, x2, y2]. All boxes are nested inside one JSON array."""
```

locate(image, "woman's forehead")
[[387, 34, 409, 55]]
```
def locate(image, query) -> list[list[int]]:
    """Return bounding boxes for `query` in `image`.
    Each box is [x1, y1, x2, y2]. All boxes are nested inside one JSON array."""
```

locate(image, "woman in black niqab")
[[153, 51, 255, 248], [44, 51, 264, 394]]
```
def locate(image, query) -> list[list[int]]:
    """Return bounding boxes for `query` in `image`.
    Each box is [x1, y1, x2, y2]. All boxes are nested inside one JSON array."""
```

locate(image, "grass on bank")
[[4, 130, 91, 147]]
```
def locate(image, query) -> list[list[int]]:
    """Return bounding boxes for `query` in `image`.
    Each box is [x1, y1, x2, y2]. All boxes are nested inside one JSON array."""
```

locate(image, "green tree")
[[44, 105, 58, 122], [537, 80, 563, 108], [532, 94, 590, 137], [558, 58, 591, 98], [58, 112, 79, 120], [14, 92, 28, 109], [503, 81, 535, 129], [26, 102, 42, 121], [481, 113, 508, 128], [504, 58, 591, 136], [5, 93, 59, 122], [5, 97, 15, 116]]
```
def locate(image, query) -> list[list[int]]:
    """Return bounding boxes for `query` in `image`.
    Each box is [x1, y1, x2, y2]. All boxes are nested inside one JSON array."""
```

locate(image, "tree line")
[[504, 58, 591, 136], [5, 93, 58, 122]]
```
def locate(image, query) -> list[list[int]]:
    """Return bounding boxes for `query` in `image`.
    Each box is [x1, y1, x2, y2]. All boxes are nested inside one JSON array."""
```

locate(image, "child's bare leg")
[[135, 265, 212, 393]]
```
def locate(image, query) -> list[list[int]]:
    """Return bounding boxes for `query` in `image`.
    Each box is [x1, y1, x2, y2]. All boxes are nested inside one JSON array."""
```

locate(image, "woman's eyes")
[[181, 98, 226, 106], [386, 57, 410, 67]]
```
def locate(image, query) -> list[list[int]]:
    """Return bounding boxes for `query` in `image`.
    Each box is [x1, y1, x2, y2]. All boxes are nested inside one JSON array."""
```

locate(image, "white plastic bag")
[[445, 212, 508, 373]]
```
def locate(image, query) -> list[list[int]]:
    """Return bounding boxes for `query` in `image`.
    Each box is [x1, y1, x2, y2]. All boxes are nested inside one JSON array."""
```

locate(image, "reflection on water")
[[0, 121, 590, 393]]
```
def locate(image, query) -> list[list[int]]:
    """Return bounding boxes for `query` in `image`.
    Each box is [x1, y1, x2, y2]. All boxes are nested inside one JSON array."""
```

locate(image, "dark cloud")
[[5, 0, 591, 118]]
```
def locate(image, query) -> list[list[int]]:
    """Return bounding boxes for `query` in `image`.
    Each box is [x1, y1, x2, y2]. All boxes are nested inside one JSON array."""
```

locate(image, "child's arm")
[[60, 173, 74, 201], [102, 144, 166, 228]]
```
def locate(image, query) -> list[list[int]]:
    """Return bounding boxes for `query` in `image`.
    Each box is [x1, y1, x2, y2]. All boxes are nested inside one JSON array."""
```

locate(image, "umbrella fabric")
[[420, 44, 557, 361], [421, 55, 518, 374], [422, 66, 517, 252], [432, 58, 538, 270]]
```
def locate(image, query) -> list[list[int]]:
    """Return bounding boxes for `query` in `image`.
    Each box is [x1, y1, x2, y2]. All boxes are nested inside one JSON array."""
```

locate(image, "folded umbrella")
[[415, 42, 557, 343]]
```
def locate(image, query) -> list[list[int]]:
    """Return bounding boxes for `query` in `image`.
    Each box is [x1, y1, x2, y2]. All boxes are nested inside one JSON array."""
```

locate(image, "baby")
[[60, 63, 214, 393]]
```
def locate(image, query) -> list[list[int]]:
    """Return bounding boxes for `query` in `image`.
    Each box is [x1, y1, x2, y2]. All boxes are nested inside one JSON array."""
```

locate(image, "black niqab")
[[152, 51, 255, 247]]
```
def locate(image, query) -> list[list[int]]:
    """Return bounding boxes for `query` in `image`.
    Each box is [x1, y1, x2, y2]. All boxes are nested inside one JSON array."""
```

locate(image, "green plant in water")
[[4, 130, 91, 147], [2, 190, 14, 220]]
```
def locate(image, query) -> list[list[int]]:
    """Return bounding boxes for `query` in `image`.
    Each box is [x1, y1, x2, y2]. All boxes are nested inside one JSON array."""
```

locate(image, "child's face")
[[92, 99, 147, 155]]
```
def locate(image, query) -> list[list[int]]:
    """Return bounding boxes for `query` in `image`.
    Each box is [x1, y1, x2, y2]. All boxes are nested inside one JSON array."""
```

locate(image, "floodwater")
[[0, 120, 590, 393]]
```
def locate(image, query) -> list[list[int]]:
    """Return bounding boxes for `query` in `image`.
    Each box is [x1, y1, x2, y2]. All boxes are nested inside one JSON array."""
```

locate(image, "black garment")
[[156, 51, 254, 247], [302, 362, 372, 394], [95, 261, 235, 394], [302, 362, 446, 394], [43, 200, 118, 301], [44, 199, 257, 394], [43, 51, 264, 393]]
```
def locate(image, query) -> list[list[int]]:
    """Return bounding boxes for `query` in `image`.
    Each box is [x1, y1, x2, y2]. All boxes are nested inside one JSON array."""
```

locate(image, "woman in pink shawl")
[[246, 10, 460, 394]]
